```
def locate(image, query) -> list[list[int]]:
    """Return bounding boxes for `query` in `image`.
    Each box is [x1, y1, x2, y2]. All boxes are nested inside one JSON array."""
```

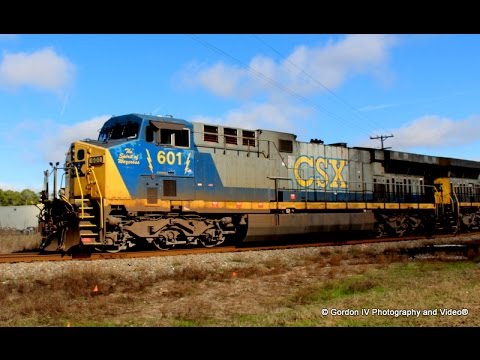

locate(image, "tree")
[[0, 188, 40, 206], [20, 189, 39, 205]]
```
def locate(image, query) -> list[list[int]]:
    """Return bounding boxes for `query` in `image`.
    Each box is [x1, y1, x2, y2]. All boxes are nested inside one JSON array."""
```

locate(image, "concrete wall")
[[0, 205, 41, 230]]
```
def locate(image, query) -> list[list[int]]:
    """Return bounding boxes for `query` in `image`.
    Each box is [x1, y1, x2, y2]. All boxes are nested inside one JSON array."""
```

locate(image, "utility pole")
[[370, 134, 394, 150]]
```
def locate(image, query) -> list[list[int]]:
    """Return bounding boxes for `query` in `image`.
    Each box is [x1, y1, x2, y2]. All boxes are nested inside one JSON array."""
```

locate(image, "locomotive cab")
[[39, 114, 199, 252]]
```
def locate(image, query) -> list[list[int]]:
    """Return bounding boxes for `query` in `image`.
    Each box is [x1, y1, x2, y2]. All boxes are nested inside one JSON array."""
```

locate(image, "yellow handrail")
[[73, 165, 84, 219], [89, 167, 104, 231], [451, 186, 460, 221]]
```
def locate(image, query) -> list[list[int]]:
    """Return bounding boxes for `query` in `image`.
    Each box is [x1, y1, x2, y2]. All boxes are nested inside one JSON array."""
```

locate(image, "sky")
[[1, 34, 480, 191]]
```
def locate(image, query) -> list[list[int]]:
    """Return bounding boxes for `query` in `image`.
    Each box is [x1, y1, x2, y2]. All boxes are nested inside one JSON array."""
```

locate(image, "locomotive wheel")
[[152, 237, 173, 250], [199, 239, 217, 248], [199, 235, 222, 248], [94, 246, 122, 253], [396, 228, 406, 237], [374, 223, 386, 238]]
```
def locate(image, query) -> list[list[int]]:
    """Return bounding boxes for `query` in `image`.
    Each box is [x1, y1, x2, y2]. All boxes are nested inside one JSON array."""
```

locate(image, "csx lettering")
[[157, 150, 182, 165], [294, 156, 347, 189]]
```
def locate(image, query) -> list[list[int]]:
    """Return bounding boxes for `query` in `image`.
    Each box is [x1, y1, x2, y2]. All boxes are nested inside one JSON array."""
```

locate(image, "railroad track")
[[1, 233, 479, 264]]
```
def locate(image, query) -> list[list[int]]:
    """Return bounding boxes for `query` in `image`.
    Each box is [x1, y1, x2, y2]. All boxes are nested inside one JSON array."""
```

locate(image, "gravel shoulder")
[[1, 234, 479, 327], [1, 234, 478, 281]]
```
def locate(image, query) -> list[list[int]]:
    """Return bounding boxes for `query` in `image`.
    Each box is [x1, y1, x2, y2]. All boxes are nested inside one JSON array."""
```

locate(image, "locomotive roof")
[[109, 113, 191, 127], [105, 114, 480, 170]]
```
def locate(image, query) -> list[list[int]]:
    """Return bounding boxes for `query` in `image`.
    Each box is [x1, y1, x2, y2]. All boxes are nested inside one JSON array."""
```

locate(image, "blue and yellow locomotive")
[[39, 113, 480, 252]]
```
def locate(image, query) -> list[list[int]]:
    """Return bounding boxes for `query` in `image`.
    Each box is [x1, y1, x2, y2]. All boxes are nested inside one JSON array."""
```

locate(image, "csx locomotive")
[[39, 113, 480, 253]]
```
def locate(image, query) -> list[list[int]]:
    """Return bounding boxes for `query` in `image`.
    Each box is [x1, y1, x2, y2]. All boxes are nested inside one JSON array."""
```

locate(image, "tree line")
[[0, 189, 40, 206]]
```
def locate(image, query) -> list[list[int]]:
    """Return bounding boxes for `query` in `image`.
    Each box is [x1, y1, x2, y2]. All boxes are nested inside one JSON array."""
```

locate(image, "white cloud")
[[0, 47, 74, 92], [0, 182, 39, 192], [284, 34, 396, 93], [192, 100, 312, 133], [41, 115, 111, 163], [358, 103, 397, 112], [184, 34, 397, 101], [364, 115, 480, 150], [12, 115, 111, 164], [182, 35, 397, 132], [0, 115, 110, 192], [197, 62, 246, 98]]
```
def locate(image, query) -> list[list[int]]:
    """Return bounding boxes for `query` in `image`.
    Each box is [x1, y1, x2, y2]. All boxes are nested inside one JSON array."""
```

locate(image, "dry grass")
[[1, 239, 480, 327], [0, 229, 41, 253]]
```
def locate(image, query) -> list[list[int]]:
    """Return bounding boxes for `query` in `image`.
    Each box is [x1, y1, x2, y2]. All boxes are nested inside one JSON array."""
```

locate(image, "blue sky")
[[1, 34, 480, 191]]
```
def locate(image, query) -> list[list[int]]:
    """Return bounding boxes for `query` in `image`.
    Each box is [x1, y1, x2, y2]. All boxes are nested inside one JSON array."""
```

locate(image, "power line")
[[189, 35, 375, 138], [251, 34, 391, 135]]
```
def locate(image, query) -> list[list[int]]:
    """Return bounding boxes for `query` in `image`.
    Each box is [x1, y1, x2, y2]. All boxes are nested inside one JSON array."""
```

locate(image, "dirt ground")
[[1, 235, 480, 327]]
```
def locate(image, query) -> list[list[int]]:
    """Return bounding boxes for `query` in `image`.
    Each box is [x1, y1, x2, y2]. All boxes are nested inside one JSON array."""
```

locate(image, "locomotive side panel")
[[244, 212, 375, 242]]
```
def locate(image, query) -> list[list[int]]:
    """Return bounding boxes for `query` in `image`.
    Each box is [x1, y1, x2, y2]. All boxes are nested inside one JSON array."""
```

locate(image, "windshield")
[[98, 121, 139, 142]]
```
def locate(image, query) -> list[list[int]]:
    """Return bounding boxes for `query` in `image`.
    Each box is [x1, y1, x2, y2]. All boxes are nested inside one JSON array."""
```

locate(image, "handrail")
[[89, 167, 104, 231], [451, 185, 460, 219], [269, 179, 436, 205], [267, 139, 287, 166], [275, 179, 434, 193], [72, 165, 84, 219]]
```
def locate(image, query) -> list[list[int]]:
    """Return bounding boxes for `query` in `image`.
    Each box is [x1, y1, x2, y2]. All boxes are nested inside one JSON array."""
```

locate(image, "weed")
[[0, 233, 41, 253], [1, 241, 480, 326]]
